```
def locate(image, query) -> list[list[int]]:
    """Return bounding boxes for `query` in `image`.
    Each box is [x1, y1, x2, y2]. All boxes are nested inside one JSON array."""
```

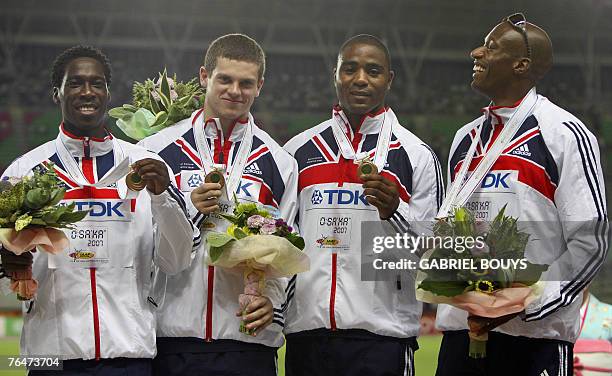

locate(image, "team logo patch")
[[244, 162, 262, 175], [187, 173, 204, 188], [512, 143, 531, 157]]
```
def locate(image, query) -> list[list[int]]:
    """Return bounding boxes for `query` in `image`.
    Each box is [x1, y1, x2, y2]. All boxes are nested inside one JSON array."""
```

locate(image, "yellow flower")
[[227, 224, 237, 237], [474, 279, 495, 294]]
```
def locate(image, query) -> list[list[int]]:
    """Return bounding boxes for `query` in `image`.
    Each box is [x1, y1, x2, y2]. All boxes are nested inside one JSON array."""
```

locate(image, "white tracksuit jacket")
[[139, 109, 298, 348], [436, 94, 608, 343], [1, 126, 196, 360], [283, 107, 443, 339]]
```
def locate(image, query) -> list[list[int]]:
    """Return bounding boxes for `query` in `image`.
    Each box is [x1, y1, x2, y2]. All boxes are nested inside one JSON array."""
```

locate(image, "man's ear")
[[387, 70, 395, 90], [513, 58, 531, 76], [199, 66, 209, 89], [255, 78, 264, 98], [52, 87, 60, 104]]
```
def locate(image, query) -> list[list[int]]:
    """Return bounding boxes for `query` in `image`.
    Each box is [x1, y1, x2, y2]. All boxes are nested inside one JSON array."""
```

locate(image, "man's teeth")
[[473, 65, 485, 72], [79, 106, 96, 111]]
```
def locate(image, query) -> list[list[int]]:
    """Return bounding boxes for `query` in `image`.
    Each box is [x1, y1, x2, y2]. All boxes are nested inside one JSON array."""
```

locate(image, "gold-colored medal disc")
[[358, 159, 378, 179], [126, 170, 146, 191], [205, 169, 226, 188]]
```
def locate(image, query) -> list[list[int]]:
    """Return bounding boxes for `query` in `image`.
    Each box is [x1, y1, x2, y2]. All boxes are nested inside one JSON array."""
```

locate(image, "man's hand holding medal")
[[127, 158, 172, 195], [190, 166, 226, 215], [359, 156, 400, 220]]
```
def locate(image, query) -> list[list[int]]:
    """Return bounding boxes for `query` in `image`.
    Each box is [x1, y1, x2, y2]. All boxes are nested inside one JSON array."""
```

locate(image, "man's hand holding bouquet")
[[0, 166, 88, 300]]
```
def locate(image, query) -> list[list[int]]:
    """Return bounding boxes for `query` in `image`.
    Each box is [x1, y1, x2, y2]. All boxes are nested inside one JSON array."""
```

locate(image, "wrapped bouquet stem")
[[238, 264, 266, 334]]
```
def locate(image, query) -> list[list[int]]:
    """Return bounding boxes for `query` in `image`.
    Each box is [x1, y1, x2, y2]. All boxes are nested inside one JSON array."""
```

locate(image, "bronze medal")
[[358, 159, 378, 180], [205, 169, 225, 188], [126, 170, 146, 191]]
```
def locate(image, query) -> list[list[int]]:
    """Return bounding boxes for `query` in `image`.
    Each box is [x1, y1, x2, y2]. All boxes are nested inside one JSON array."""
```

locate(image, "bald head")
[[491, 20, 553, 82], [524, 22, 553, 81]]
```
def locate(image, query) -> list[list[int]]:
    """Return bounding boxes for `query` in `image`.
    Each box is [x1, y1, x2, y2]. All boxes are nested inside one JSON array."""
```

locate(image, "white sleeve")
[[523, 120, 608, 321], [267, 148, 299, 327], [386, 144, 444, 233], [151, 168, 200, 276]]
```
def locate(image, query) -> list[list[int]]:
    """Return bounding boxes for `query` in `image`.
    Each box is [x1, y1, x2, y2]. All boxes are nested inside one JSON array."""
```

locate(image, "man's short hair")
[[51, 45, 112, 88], [338, 34, 392, 70], [203, 34, 266, 80]]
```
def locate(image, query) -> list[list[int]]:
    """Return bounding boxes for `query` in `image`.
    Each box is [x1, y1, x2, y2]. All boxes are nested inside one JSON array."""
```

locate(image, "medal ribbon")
[[331, 107, 393, 171], [437, 88, 540, 219], [192, 111, 254, 199]]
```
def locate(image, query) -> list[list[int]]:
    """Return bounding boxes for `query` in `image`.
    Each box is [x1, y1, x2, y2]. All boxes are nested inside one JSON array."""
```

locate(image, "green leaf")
[[292, 236, 305, 250], [233, 227, 248, 240], [14, 213, 33, 231], [148, 90, 161, 113], [206, 232, 235, 248], [122, 104, 139, 112], [151, 111, 169, 128], [418, 280, 468, 297], [109, 107, 135, 120], [160, 68, 172, 105], [58, 210, 89, 223], [30, 218, 47, 226], [174, 93, 194, 107], [156, 89, 171, 110], [209, 246, 225, 263], [25, 188, 50, 210], [47, 188, 65, 206]]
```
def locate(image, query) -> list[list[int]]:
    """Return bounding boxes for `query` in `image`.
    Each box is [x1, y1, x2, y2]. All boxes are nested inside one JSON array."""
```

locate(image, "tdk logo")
[[311, 189, 369, 206], [481, 172, 510, 189], [311, 190, 323, 205], [74, 201, 126, 217], [187, 174, 204, 188]]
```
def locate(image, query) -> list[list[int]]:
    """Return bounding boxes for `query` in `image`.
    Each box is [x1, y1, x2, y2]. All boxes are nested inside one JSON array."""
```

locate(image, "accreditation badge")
[[200, 198, 234, 233], [314, 212, 353, 252], [48, 199, 134, 269]]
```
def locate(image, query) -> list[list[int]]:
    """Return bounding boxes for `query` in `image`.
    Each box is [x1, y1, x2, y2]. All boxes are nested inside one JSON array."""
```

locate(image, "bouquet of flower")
[[206, 197, 308, 334], [416, 206, 548, 358], [109, 69, 205, 141], [0, 166, 89, 299]]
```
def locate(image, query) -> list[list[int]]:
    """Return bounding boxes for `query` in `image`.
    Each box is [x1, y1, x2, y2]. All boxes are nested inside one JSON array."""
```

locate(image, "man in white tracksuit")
[[0, 45, 196, 375], [140, 34, 298, 376], [283, 34, 443, 376], [435, 14, 608, 376]]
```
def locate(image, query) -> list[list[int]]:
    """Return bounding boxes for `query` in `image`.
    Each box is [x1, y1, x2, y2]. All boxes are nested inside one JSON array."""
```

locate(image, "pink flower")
[[247, 215, 266, 228], [260, 223, 277, 235]]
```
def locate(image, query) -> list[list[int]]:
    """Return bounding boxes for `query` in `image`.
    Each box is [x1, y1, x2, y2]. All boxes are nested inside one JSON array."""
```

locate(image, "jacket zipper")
[[329, 253, 338, 330], [81, 140, 100, 359], [205, 266, 214, 341], [90, 268, 101, 360]]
